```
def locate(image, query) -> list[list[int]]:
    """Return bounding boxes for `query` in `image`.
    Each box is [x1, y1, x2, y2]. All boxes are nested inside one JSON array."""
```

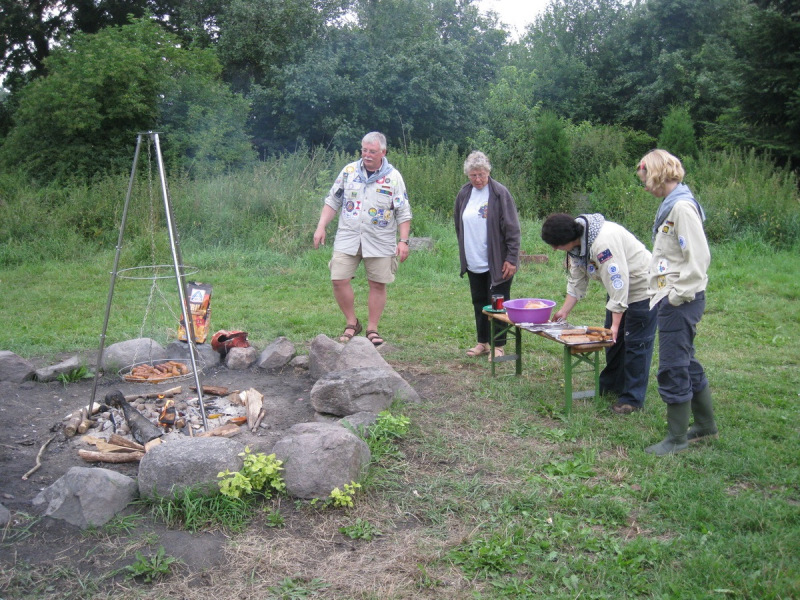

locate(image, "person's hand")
[[501, 261, 517, 280], [554, 308, 569, 322], [397, 241, 410, 262], [610, 322, 620, 344], [313, 227, 326, 249]]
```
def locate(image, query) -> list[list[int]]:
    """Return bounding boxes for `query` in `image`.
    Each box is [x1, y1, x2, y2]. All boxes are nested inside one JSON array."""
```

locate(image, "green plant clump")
[[122, 546, 179, 583], [218, 447, 286, 499]]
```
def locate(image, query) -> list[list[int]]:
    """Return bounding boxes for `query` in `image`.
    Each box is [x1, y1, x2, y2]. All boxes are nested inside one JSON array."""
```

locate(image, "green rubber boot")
[[645, 401, 690, 456], [687, 386, 718, 442]]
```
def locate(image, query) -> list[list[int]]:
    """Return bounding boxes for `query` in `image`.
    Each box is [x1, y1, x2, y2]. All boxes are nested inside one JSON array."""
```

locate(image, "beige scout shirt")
[[648, 201, 710, 309], [324, 160, 412, 258], [567, 221, 652, 313]]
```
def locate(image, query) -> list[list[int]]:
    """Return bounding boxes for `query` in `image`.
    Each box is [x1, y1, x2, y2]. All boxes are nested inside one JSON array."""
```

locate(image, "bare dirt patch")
[[0, 352, 471, 598]]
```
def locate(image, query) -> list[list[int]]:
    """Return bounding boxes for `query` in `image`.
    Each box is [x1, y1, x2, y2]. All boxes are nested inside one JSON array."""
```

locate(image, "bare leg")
[[366, 280, 387, 332], [332, 279, 357, 325]]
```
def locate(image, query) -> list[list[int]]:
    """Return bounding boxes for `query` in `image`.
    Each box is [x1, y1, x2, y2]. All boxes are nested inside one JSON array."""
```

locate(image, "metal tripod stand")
[[88, 132, 208, 430]]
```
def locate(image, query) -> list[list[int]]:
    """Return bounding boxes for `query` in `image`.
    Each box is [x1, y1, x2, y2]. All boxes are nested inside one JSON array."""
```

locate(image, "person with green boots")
[[636, 150, 718, 455]]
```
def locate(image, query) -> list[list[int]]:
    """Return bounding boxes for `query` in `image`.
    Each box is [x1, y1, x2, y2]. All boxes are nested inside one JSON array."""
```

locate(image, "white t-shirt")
[[462, 185, 489, 273]]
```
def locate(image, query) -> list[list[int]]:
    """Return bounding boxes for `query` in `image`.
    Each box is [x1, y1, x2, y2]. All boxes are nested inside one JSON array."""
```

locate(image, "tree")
[[0, 18, 254, 181], [531, 110, 571, 214], [658, 105, 698, 160]]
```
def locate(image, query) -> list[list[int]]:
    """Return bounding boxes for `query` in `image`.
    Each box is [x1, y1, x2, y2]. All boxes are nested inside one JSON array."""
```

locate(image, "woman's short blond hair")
[[637, 149, 685, 190], [464, 151, 492, 176]]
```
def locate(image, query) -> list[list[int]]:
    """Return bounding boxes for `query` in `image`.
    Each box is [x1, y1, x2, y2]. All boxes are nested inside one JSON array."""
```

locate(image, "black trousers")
[[467, 270, 513, 346]]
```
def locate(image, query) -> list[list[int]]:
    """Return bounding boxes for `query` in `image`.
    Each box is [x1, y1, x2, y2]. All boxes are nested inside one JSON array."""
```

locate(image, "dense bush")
[[2, 133, 797, 268]]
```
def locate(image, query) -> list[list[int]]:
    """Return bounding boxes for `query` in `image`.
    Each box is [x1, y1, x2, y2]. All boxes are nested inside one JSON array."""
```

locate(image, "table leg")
[[563, 345, 572, 416], [489, 317, 497, 377], [593, 349, 600, 399], [514, 326, 522, 376]]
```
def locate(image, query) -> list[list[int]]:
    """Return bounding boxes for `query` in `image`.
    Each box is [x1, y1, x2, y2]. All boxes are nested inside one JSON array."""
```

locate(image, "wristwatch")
[[398, 239, 410, 244]]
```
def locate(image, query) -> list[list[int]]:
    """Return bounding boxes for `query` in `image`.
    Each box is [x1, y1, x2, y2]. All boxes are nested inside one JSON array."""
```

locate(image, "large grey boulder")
[[35, 355, 83, 383], [164, 341, 221, 369], [0, 351, 36, 383], [308, 334, 343, 380], [0, 503, 10, 527], [32, 467, 138, 528], [311, 367, 399, 417], [337, 338, 420, 403], [103, 338, 166, 372], [272, 422, 370, 499], [225, 346, 259, 370], [258, 336, 296, 370], [138, 437, 245, 499]]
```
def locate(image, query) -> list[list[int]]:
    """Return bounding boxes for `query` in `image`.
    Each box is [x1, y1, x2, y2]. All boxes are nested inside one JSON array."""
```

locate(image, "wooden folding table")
[[483, 310, 614, 415]]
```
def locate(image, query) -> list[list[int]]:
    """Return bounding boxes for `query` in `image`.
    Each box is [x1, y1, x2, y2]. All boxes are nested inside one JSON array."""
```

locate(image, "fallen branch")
[[78, 449, 144, 463], [108, 433, 145, 451], [124, 386, 182, 402], [22, 435, 56, 480], [197, 423, 241, 438], [251, 407, 267, 432]]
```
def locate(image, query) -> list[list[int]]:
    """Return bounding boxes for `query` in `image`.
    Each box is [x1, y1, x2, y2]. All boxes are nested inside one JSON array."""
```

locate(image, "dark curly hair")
[[540, 213, 584, 246]]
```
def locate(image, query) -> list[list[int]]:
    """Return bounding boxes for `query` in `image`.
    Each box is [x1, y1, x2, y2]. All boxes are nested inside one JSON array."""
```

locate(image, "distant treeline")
[[0, 0, 798, 182]]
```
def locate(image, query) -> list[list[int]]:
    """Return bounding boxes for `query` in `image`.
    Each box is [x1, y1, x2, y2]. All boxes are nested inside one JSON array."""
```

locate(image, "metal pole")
[[151, 132, 208, 431], [88, 133, 144, 412]]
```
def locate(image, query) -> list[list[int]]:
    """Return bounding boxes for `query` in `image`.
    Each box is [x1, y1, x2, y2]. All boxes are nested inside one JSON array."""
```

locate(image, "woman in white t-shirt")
[[454, 151, 521, 361]]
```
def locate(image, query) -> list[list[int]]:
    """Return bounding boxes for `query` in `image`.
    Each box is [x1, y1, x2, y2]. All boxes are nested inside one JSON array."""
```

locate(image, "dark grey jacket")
[[454, 178, 521, 287]]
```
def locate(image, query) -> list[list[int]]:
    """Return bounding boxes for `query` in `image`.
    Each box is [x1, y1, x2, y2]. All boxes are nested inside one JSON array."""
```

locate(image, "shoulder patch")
[[597, 249, 613, 263]]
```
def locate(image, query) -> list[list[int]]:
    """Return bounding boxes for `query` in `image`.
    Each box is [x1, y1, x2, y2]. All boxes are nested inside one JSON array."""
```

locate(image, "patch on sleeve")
[[607, 263, 619, 275], [597, 248, 613, 263], [678, 235, 686, 249], [657, 258, 669, 273], [612, 276, 625, 290]]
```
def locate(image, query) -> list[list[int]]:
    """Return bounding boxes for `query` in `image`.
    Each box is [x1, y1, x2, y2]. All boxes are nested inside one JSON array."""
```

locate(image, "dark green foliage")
[[531, 111, 571, 216], [0, 18, 254, 183], [658, 105, 699, 160]]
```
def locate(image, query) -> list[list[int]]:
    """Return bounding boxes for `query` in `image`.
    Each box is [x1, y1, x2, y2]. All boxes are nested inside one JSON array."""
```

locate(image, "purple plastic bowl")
[[503, 298, 557, 324]]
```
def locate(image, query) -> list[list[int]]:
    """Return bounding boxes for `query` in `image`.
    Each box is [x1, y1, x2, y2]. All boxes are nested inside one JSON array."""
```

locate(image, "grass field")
[[1, 218, 799, 598]]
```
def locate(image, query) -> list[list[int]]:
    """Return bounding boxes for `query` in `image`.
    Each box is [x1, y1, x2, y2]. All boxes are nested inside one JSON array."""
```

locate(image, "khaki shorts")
[[329, 250, 398, 284]]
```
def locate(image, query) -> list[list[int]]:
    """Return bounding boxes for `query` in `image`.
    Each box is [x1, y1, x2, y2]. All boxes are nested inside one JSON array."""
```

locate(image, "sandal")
[[366, 330, 384, 347], [488, 346, 505, 362], [466, 343, 490, 357], [338, 319, 362, 343]]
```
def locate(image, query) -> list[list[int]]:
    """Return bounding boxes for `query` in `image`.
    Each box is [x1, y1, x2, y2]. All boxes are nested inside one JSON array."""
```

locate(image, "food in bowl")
[[524, 300, 550, 309], [503, 298, 557, 324]]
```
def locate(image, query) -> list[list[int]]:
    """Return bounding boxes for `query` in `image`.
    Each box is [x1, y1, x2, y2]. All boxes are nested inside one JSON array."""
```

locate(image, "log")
[[244, 388, 264, 430], [251, 407, 267, 433], [190, 385, 232, 397], [64, 414, 82, 437], [124, 386, 182, 402], [144, 438, 162, 452], [78, 449, 144, 463], [77, 408, 91, 435], [108, 433, 145, 451], [197, 423, 241, 438]]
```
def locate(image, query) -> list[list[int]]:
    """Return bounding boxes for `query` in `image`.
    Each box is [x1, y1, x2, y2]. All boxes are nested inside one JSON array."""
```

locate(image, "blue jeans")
[[599, 298, 657, 408], [656, 292, 708, 405]]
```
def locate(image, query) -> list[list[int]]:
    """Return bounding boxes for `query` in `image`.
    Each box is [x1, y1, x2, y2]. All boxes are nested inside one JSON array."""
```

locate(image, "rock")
[[138, 437, 245, 499], [225, 346, 258, 370], [271, 422, 370, 499], [35, 355, 83, 383], [308, 334, 343, 380], [310, 367, 398, 417], [290, 355, 309, 369], [164, 341, 221, 369], [0, 351, 36, 383], [336, 338, 420, 403], [32, 467, 138, 528], [339, 411, 379, 436], [0, 503, 10, 527], [407, 237, 434, 251], [257, 337, 296, 370], [102, 338, 166, 372]]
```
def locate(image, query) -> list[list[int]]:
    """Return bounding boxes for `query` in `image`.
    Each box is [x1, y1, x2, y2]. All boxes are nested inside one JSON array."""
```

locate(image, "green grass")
[[1, 218, 798, 598]]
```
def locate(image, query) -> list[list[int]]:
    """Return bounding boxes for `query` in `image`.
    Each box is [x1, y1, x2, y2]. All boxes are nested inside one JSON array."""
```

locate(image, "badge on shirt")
[[478, 203, 488, 219], [597, 249, 613, 263], [657, 258, 669, 273], [612, 276, 624, 290], [587, 262, 597, 274], [657, 275, 666, 289], [345, 166, 355, 173], [678, 235, 687, 249], [607, 263, 619, 275]]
